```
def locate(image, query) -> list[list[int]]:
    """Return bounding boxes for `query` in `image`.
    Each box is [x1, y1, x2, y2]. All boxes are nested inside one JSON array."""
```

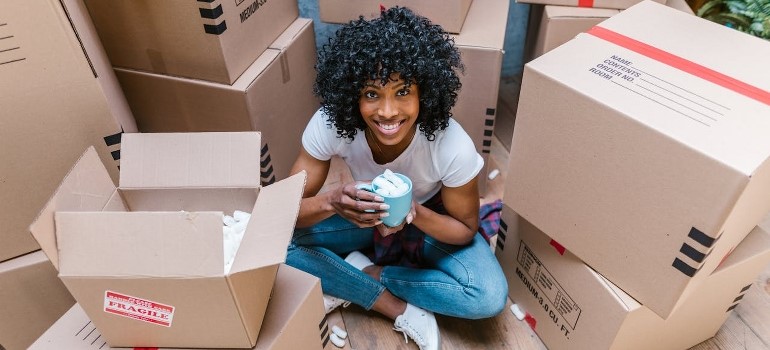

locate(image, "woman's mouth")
[[375, 120, 405, 135]]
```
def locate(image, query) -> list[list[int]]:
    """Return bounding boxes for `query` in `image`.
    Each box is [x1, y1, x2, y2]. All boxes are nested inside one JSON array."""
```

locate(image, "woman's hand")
[[328, 181, 390, 228], [375, 200, 417, 237]]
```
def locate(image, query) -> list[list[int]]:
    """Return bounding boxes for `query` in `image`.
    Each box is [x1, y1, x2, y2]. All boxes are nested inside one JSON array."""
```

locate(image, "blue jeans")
[[286, 214, 508, 319]]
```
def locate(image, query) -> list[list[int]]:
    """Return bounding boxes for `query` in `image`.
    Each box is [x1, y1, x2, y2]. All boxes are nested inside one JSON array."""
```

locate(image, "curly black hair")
[[314, 6, 464, 141]]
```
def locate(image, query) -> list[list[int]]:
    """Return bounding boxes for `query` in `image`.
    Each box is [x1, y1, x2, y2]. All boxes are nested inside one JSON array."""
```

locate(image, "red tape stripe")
[[587, 26, 770, 106], [578, 0, 594, 7], [549, 239, 566, 255], [524, 312, 537, 330]]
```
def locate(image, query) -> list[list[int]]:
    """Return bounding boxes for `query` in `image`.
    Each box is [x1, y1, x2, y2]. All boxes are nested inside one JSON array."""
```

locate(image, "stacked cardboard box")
[[517, 0, 663, 10], [83, 1, 318, 186], [30, 264, 331, 350], [495, 206, 770, 350], [524, 0, 694, 62], [499, 1, 770, 348], [1, 0, 138, 347], [317, 0, 509, 193], [318, 0, 473, 34]]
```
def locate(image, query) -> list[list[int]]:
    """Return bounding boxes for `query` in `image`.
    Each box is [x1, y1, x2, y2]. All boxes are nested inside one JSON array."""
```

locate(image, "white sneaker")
[[393, 303, 440, 350], [323, 294, 351, 314], [345, 251, 374, 271]]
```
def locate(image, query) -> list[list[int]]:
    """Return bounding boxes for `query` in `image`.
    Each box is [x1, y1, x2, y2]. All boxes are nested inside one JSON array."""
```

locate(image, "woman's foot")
[[393, 303, 440, 350]]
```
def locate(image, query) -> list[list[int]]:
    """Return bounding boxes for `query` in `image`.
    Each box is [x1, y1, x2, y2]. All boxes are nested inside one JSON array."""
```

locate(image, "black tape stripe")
[[318, 314, 328, 329], [679, 243, 706, 263], [199, 5, 224, 19], [733, 294, 745, 303], [322, 334, 330, 348], [484, 118, 495, 126], [203, 21, 227, 35], [496, 237, 505, 251], [260, 165, 274, 178], [671, 258, 697, 277], [740, 284, 752, 293], [726, 304, 738, 312], [320, 324, 328, 339], [262, 175, 276, 186], [497, 227, 507, 242], [482, 149, 490, 154], [500, 219, 508, 231], [260, 154, 272, 168], [110, 150, 120, 161], [197, 0, 215, 2], [483, 140, 492, 147], [103, 132, 122, 146], [484, 130, 493, 137], [486, 108, 496, 116], [688, 227, 716, 248]]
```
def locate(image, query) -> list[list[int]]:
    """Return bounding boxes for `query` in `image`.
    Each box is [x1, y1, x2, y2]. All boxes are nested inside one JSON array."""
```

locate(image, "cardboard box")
[[525, 0, 694, 61], [318, 0, 472, 33], [506, 0, 770, 318], [495, 205, 770, 350], [114, 18, 318, 185], [28, 132, 306, 348], [516, 0, 663, 10], [0, 251, 75, 350], [0, 0, 136, 262], [451, 0, 509, 192], [30, 264, 332, 350], [83, 0, 298, 84]]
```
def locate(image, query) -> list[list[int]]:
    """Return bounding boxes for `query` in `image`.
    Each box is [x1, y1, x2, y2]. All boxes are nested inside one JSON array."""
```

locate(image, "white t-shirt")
[[302, 108, 484, 204]]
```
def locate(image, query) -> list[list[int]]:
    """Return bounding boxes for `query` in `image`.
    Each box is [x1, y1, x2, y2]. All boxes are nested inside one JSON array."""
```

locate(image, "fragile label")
[[104, 291, 174, 327]]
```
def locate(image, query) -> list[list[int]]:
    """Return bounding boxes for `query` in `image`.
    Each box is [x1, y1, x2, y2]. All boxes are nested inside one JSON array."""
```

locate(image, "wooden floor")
[[321, 78, 770, 349]]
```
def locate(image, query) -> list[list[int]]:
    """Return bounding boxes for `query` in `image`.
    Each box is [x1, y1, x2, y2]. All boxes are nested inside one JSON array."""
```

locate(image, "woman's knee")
[[465, 280, 508, 319]]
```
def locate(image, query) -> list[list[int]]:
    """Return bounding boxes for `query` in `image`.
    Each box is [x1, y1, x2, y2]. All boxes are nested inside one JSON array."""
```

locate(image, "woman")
[[286, 7, 508, 350]]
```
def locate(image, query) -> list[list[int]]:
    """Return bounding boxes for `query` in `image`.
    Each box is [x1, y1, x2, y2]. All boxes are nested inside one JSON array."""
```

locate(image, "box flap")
[[28, 147, 117, 271], [119, 132, 262, 189], [55, 211, 223, 277], [230, 172, 306, 274], [269, 18, 312, 51]]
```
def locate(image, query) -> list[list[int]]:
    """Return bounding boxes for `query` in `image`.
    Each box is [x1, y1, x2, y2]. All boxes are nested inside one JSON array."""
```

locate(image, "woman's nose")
[[378, 96, 398, 118]]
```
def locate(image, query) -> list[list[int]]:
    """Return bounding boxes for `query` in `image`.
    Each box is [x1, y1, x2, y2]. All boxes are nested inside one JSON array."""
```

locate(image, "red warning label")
[[104, 291, 175, 327]]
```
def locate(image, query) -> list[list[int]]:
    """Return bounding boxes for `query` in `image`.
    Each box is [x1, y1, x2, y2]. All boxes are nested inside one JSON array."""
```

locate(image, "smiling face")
[[359, 74, 420, 150]]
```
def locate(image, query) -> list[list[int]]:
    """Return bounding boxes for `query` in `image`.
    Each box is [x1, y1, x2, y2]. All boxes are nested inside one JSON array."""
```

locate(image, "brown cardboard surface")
[[115, 18, 318, 186], [29, 265, 329, 350], [495, 205, 770, 350], [0, 0, 136, 262], [0, 251, 75, 350], [506, 0, 770, 318], [318, 0, 472, 33], [516, 0, 663, 10], [450, 0, 509, 193], [27, 132, 307, 348], [83, 0, 298, 84], [526, 0, 694, 62]]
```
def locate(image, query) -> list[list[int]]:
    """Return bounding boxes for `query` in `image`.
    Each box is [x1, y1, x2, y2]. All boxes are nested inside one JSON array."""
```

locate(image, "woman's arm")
[[291, 148, 388, 228], [410, 177, 480, 245]]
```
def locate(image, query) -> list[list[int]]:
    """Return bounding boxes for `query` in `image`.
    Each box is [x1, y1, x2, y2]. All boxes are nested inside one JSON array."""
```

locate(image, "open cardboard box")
[[495, 204, 770, 350], [29, 264, 331, 350], [29, 132, 306, 348], [506, 0, 770, 318]]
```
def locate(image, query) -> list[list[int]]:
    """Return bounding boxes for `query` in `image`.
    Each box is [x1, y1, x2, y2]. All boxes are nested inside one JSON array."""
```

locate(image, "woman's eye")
[[396, 88, 410, 96], [364, 91, 377, 99]]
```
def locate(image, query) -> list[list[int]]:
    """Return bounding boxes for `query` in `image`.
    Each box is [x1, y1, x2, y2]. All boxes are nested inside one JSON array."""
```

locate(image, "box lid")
[[531, 0, 770, 174], [546, 4, 619, 18], [28, 147, 118, 271], [119, 132, 262, 189]]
